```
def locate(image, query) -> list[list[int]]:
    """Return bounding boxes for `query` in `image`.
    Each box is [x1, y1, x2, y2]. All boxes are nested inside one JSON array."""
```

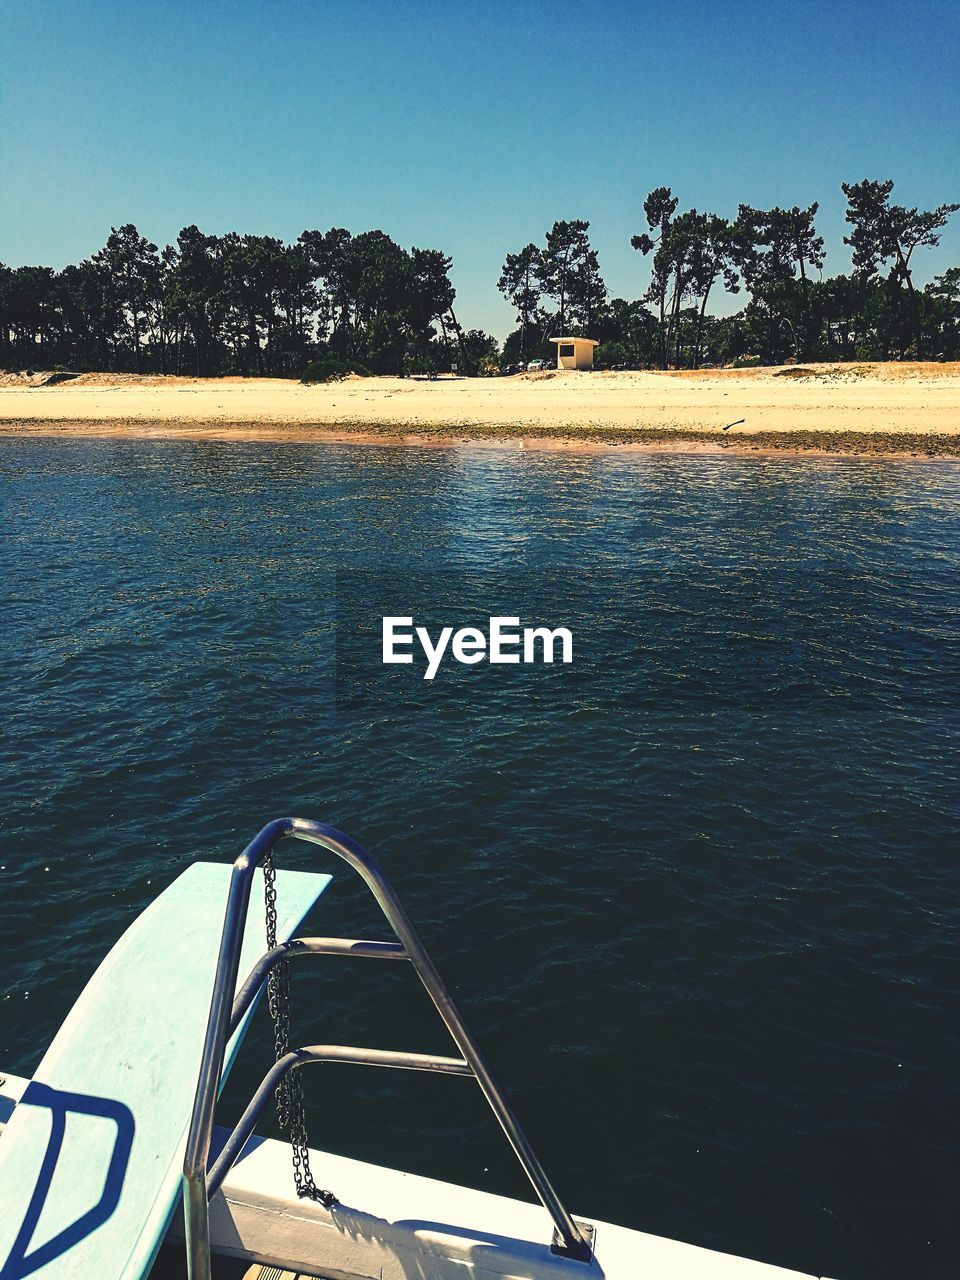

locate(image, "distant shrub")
[[730, 355, 762, 369], [301, 359, 371, 384]]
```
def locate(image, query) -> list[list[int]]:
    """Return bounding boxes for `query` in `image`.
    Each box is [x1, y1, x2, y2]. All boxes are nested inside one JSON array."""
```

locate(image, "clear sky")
[[2, 0, 958, 337]]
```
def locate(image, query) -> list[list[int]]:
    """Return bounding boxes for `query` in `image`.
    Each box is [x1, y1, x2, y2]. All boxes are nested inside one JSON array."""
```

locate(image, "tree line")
[[2, 178, 958, 376], [501, 180, 959, 369], [0, 225, 492, 377]]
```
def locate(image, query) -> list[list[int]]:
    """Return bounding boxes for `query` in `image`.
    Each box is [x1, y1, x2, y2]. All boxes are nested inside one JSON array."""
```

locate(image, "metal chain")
[[263, 851, 337, 1207]]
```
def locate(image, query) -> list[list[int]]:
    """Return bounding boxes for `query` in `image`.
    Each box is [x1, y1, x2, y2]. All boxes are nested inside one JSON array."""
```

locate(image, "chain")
[[263, 851, 337, 1207]]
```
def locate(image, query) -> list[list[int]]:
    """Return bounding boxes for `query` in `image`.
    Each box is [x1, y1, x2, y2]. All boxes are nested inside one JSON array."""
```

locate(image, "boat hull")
[[1, 1073, 829, 1280], [184, 1127, 821, 1280]]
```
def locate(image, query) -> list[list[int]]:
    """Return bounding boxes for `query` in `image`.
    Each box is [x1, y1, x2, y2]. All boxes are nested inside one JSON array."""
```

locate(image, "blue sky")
[[2, 0, 959, 337]]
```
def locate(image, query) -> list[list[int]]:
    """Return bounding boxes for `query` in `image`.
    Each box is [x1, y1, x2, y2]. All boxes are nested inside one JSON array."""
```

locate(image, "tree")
[[842, 180, 959, 290], [501, 326, 552, 368], [632, 196, 740, 368], [593, 298, 658, 368], [459, 329, 500, 373], [166, 226, 224, 375], [57, 260, 115, 369], [842, 179, 959, 355], [631, 187, 679, 367], [500, 221, 606, 351], [682, 213, 740, 367], [4, 265, 58, 364], [923, 268, 960, 359], [566, 243, 607, 333], [536, 220, 602, 336], [808, 274, 872, 360], [299, 227, 352, 356], [406, 247, 457, 370], [91, 225, 162, 372], [271, 242, 317, 373], [734, 204, 824, 361], [498, 244, 543, 360]]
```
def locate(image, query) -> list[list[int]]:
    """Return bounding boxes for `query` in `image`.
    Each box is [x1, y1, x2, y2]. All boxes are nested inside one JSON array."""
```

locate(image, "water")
[[1, 438, 958, 1280]]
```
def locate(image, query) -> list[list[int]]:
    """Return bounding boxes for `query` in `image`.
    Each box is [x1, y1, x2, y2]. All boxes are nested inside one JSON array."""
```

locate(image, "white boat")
[[0, 818, 835, 1280]]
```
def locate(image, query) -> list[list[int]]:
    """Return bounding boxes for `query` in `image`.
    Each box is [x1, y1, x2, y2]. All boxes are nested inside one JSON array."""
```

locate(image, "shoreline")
[[3, 417, 959, 461], [3, 364, 960, 460]]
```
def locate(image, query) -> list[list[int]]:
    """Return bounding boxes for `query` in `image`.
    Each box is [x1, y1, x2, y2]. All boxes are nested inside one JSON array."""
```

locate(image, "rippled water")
[[1, 439, 958, 1279]]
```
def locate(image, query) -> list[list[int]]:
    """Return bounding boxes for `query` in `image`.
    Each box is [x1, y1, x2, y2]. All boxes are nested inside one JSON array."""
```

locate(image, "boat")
[[0, 817, 833, 1280]]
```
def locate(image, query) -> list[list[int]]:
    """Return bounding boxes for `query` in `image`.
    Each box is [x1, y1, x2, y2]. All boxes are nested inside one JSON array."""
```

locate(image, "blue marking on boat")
[[0, 862, 331, 1280]]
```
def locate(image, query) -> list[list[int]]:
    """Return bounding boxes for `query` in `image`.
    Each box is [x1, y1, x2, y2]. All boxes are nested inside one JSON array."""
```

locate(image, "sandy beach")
[[2, 362, 960, 457]]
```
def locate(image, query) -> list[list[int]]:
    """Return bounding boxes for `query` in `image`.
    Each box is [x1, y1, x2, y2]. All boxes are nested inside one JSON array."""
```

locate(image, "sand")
[[2, 363, 960, 457]]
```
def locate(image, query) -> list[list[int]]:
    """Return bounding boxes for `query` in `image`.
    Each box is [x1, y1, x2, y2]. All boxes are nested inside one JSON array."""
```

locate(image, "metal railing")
[[182, 818, 594, 1280]]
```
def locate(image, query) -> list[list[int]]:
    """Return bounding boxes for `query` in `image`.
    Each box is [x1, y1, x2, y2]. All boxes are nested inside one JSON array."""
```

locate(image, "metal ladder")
[[182, 817, 594, 1280]]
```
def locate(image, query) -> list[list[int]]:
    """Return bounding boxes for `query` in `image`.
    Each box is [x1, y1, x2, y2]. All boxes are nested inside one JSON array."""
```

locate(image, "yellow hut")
[[549, 336, 599, 370]]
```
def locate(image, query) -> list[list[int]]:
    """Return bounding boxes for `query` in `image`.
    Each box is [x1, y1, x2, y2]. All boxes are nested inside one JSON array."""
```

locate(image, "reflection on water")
[[1, 440, 958, 1280]]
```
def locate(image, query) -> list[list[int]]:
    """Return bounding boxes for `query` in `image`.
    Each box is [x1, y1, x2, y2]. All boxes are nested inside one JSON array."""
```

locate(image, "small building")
[[549, 336, 599, 371]]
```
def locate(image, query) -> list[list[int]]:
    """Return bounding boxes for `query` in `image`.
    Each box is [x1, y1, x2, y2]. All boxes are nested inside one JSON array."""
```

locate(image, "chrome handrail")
[[182, 818, 593, 1279], [206, 1045, 474, 1199], [229, 936, 407, 1037]]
